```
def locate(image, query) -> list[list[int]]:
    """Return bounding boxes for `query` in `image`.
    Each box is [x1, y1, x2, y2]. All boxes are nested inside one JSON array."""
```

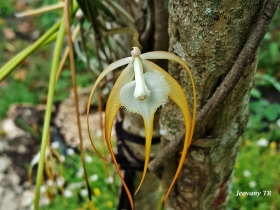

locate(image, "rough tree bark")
[[117, 0, 279, 210], [156, 1, 276, 210]]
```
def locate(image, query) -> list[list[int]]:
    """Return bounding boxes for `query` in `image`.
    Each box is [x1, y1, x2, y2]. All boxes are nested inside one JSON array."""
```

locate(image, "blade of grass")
[[15, 2, 64, 18], [42, 32, 58, 46], [56, 25, 80, 82], [0, 20, 61, 81]]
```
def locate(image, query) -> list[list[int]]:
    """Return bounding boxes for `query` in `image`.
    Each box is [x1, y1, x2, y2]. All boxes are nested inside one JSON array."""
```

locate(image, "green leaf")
[[76, 0, 115, 34], [273, 128, 280, 141], [262, 74, 280, 92], [264, 103, 280, 121], [250, 88, 261, 98], [269, 42, 278, 63], [249, 100, 268, 113]]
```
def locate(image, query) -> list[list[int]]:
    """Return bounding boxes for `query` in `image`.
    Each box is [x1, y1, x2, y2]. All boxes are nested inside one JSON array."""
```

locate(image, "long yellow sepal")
[[104, 63, 135, 209], [143, 60, 196, 206], [141, 52, 196, 141], [86, 57, 132, 160], [134, 115, 154, 195]]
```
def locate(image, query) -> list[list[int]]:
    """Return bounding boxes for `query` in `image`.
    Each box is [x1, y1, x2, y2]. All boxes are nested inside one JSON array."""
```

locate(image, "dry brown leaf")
[[3, 27, 16, 40], [14, 2, 28, 11], [13, 69, 27, 81], [17, 20, 35, 33]]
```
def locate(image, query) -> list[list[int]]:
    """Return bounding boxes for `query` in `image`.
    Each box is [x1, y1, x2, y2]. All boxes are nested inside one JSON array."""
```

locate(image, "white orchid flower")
[[87, 47, 196, 209]]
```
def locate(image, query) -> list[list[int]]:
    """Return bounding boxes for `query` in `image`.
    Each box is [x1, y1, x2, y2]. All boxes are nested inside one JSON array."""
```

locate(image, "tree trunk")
[[160, 1, 264, 209], [115, 0, 280, 209]]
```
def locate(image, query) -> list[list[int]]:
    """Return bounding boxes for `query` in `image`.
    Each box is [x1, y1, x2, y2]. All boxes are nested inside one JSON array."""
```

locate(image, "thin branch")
[[149, 0, 280, 174], [64, 0, 92, 200], [15, 2, 64, 18]]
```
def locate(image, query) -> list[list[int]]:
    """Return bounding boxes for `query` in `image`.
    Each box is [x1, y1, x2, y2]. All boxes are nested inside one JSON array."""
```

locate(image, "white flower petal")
[[64, 190, 73, 198], [66, 148, 75, 155], [105, 176, 114, 184], [76, 168, 83, 178], [85, 155, 93, 163], [243, 170, 251, 177], [30, 153, 41, 166], [67, 182, 84, 190], [46, 179, 54, 186], [51, 141, 60, 149], [56, 177, 64, 187], [89, 174, 98, 182], [249, 181, 257, 188], [120, 71, 170, 120], [277, 119, 280, 128], [256, 138, 269, 147], [80, 189, 88, 197], [40, 186, 46, 193], [40, 197, 50, 205], [60, 155, 65, 162]]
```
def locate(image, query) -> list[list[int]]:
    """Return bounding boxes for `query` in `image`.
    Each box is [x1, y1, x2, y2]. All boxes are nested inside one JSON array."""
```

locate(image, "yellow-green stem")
[[33, 16, 66, 210], [33, 2, 79, 209]]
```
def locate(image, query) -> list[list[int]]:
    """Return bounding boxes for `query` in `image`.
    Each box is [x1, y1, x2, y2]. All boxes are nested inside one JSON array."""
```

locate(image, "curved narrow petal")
[[134, 114, 154, 195], [86, 57, 132, 160], [141, 51, 196, 139], [104, 63, 135, 209], [143, 60, 194, 206]]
